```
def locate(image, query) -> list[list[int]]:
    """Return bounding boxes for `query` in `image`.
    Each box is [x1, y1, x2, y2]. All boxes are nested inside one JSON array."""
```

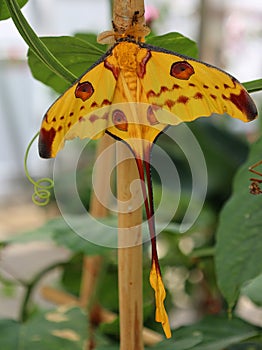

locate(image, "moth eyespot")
[[112, 109, 128, 132], [75, 81, 94, 101], [170, 61, 195, 80], [147, 105, 160, 125]]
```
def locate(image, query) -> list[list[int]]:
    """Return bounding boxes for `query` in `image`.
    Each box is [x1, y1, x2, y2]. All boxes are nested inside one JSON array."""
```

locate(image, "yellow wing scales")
[[139, 48, 257, 124], [39, 41, 257, 159], [39, 59, 117, 158]]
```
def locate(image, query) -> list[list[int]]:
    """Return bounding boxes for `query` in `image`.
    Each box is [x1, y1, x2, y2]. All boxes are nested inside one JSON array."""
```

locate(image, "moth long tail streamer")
[[135, 153, 171, 339]]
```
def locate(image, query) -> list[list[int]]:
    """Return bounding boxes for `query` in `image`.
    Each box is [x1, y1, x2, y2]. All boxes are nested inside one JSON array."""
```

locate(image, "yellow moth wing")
[[39, 41, 257, 159], [139, 46, 257, 124], [39, 59, 116, 158]]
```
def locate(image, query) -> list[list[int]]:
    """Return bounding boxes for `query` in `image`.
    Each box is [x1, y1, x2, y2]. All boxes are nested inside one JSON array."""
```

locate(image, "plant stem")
[[117, 142, 144, 350], [80, 135, 115, 350], [20, 261, 66, 322], [243, 78, 262, 93], [4, 0, 76, 84], [79, 135, 115, 309], [111, 0, 147, 347]]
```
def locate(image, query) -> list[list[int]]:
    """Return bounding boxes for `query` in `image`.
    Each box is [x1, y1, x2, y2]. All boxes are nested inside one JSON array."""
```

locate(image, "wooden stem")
[[79, 134, 115, 309], [79, 135, 115, 350], [113, 0, 146, 32], [117, 142, 144, 350], [98, 0, 149, 43], [89, 134, 115, 219], [90, 1, 147, 347]]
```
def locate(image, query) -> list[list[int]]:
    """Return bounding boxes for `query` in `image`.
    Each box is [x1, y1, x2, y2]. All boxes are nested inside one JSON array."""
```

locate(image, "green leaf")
[[0, 320, 20, 348], [149, 332, 202, 349], [74, 32, 104, 47], [51, 215, 117, 255], [150, 316, 259, 350], [28, 35, 106, 93], [146, 32, 198, 59], [0, 307, 88, 350], [0, 0, 28, 20], [99, 318, 119, 338], [1, 214, 118, 255], [242, 273, 262, 306], [61, 253, 83, 296], [243, 78, 262, 93], [23, 306, 87, 349], [5, 215, 115, 256], [215, 136, 262, 309], [228, 342, 262, 350]]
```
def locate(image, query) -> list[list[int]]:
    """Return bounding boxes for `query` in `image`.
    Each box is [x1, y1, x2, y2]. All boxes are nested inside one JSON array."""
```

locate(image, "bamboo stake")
[[117, 142, 144, 350], [97, 0, 149, 347], [98, 0, 149, 44], [112, 0, 149, 37], [109, 0, 148, 348], [89, 134, 115, 219], [79, 135, 115, 350], [79, 134, 114, 308]]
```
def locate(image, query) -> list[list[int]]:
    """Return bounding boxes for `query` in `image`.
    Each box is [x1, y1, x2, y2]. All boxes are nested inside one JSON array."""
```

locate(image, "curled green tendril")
[[24, 132, 54, 206]]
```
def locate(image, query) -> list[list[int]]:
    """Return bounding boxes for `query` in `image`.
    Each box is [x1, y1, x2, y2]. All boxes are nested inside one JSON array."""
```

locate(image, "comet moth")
[[38, 33, 257, 338]]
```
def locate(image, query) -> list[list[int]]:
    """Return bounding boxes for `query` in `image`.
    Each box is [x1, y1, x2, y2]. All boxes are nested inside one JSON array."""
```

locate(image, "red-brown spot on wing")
[[147, 86, 168, 98], [210, 94, 217, 100], [137, 50, 152, 78], [112, 109, 128, 131], [177, 95, 189, 104], [222, 89, 257, 121], [231, 77, 237, 88], [165, 99, 175, 108], [104, 59, 119, 80], [194, 92, 203, 99], [91, 102, 98, 108], [89, 114, 99, 123], [170, 61, 195, 80], [38, 127, 56, 158], [75, 81, 94, 101], [91, 100, 111, 109], [102, 99, 111, 106], [102, 112, 109, 120], [147, 105, 160, 125]]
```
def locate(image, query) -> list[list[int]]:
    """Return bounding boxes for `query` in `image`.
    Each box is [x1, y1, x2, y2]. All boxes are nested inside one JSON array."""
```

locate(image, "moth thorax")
[[116, 42, 139, 71]]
